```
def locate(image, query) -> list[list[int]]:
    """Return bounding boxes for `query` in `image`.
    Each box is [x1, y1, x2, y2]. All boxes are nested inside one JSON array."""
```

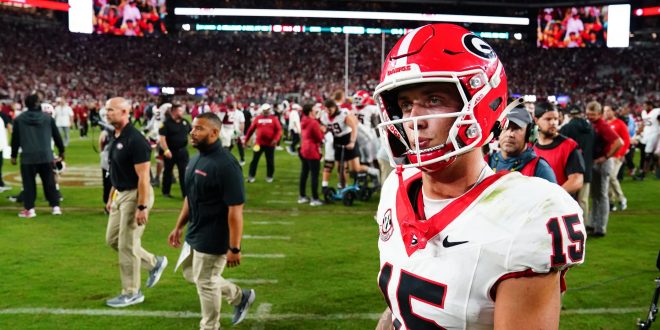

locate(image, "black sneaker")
[[232, 289, 255, 325]]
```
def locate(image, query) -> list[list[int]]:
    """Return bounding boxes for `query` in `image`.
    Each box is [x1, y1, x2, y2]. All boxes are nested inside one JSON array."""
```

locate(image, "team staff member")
[[104, 97, 168, 308], [10, 92, 64, 218], [168, 112, 255, 330], [487, 106, 556, 182], [159, 103, 191, 198], [244, 103, 282, 183], [533, 101, 585, 195], [560, 105, 595, 224], [585, 101, 622, 237]]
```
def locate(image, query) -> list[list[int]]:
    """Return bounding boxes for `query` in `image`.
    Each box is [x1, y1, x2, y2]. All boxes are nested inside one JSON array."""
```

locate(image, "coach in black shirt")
[[168, 112, 255, 328], [104, 97, 167, 308], [158, 103, 191, 198], [10, 92, 64, 217]]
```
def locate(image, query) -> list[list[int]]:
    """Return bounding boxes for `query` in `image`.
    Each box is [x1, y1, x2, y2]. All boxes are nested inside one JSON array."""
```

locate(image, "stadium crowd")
[[1, 14, 659, 229], [1, 17, 658, 111]]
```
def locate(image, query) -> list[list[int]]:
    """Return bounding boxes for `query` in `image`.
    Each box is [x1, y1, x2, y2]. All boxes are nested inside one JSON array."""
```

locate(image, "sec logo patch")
[[116, 142, 124, 150], [380, 208, 394, 242]]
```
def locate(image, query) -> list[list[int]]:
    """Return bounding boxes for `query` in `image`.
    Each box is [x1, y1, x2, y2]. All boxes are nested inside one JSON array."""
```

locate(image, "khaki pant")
[[591, 159, 612, 234], [577, 183, 590, 227], [181, 249, 243, 330], [106, 188, 156, 295], [608, 157, 626, 204]]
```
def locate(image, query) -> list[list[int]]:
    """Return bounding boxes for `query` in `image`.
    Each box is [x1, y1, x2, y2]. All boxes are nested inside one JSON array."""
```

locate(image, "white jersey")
[[218, 109, 244, 147], [352, 104, 379, 131], [641, 108, 660, 141], [288, 109, 301, 134], [320, 109, 352, 138], [377, 169, 585, 329]]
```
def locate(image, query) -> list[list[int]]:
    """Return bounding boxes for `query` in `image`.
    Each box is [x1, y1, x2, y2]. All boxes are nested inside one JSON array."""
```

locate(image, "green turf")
[[0, 128, 658, 329]]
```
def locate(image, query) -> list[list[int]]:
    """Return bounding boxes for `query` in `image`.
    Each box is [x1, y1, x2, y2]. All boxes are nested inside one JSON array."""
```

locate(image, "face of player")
[[395, 82, 463, 152], [498, 123, 527, 157], [190, 118, 219, 148], [325, 105, 338, 117], [536, 110, 560, 138]]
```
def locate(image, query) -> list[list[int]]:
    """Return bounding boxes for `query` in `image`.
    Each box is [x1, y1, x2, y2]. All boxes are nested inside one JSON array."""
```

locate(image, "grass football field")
[[0, 129, 658, 329]]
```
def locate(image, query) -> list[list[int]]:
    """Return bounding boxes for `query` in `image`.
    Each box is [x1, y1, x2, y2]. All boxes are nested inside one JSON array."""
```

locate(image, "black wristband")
[[229, 247, 241, 254]]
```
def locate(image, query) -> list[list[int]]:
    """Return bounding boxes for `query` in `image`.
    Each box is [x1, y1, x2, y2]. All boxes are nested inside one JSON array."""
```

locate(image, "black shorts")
[[333, 135, 360, 162]]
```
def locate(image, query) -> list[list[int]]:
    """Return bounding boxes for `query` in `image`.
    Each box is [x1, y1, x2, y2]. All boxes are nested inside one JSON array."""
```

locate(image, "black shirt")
[[185, 141, 245, 254], [158, 117, 191, 151], [109, 123, 151, 191], [560, 118, 595, 183]]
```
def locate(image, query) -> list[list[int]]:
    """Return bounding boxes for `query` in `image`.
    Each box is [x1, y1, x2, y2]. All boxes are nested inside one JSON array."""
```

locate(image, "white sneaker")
[[265, 177, 273, 183], [621, 198, 627, 211], [52, 206, 62, 215], [239, 160, 246, 166], [0, 186, 12, 193], [247, 177, 256, 183], [106, 291, 145, 308], [18, 208, 36, 218], [310, 199, 323, 206], [297, 196, 310, 204]]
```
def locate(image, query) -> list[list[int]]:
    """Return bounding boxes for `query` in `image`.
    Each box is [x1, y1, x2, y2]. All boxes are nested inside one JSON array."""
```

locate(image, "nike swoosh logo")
[[442, 236, 468, 248]]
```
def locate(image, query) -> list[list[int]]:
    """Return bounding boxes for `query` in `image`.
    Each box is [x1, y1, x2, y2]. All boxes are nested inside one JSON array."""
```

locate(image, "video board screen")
[[537, 5, 630, 48], [93, 0, 168, 36]]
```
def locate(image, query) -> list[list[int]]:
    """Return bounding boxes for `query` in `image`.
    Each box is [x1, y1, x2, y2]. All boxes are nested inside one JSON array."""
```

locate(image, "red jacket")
[[245, 114, 282, 147], [300, 114, 324, 160]]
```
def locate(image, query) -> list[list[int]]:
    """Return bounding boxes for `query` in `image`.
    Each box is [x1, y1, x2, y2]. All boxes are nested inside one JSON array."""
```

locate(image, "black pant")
[[102, 169, 112, 204], [300, 158, 320, 199], [236, 139, 245, 162], [638, 143, 647, 171], [79, 121, 88, 137], [249, 145, 275, 178], [290, 131, 300, 151], [21, 162, 59, 209], [162, 148, 189, 197], [0, 151, 4, 186]]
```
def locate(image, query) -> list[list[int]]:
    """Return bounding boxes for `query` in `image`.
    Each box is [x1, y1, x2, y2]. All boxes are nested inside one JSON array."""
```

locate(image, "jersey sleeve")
[[131, 134, 152, 164], [508, 184, 586, 274]]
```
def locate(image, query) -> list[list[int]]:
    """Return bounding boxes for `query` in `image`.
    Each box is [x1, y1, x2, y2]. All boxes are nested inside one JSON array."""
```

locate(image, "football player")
[[319, 99, 380, 189], [352, 90, 381, 171], [373, 24, 586, 329]]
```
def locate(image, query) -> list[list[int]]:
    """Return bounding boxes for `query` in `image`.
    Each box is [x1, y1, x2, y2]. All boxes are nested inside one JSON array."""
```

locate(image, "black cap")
[[534, 101, 557, 118], [568, 104, 582, 115]]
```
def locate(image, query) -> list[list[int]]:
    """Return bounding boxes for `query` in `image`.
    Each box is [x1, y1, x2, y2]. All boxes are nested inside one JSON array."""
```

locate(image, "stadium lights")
[[634, 6, 660, 16], [0, 0, 69, 11], [146, 86, 209, 96], [174, 8, 530, 26], [189, 24, 510, 39]]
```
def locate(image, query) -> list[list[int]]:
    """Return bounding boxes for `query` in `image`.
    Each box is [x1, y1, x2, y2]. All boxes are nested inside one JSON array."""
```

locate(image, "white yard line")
[[0, 307, 646, 320], [225, 279, 278, 284], [244, 235, 291, 240], [251, 303, 272, 330], [242, 254, 286, 259], [251, 221, 293, 225]]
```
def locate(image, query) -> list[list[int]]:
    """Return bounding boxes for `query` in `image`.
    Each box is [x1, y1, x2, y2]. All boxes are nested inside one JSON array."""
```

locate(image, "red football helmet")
[[373, 24, 510, 172], [352, 90, 371, 108]]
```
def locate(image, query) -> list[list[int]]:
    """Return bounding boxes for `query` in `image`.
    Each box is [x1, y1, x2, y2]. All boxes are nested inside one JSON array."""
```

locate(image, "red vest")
[[533, 137, 578, 185], [519, 157, 540, 177]]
